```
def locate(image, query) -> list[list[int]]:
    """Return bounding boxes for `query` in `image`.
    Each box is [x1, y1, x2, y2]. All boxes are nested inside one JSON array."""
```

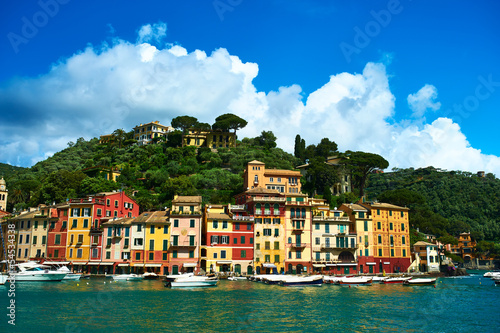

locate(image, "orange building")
[[243, 160, 302, 194]]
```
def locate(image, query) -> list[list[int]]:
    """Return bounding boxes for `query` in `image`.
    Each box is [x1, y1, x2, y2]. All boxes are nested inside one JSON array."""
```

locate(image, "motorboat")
[[483, 271, 500, 278], [143, 272, 159, 280], [279, 275, 322, 287], [370, 276, 387, 283], [11, 262, 66, 281], [383, 277, 412, 284], [337, 276, 373, 286], [164, 272, 194, 282], [227, 276, 247, 281], [0, 274, 7, 285], [403, 278, 437, 286], [112, 274, 144, 281], [262, 275, 289, 285], [166, 275, 218, 288], [322, 275, 343, 284], [56, 266, 82, 280]]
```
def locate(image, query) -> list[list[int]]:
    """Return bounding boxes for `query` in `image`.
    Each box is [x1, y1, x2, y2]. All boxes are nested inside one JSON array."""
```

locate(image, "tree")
[[342, 151, 389, 198], [438, 234, 459, 246], [212, 113, 247, 137], [112, 129, 127, 149], [171, 115, 198, 133], [294, 135, 306, 161], [255, 131, 277, 149], [301, 157, 339, 196], [377, 189, 425, 209], [315, 138, 338, 159]]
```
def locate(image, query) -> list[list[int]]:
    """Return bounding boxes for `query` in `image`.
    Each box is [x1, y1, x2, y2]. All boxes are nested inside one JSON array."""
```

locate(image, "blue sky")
[[1, 0, 499, 175]]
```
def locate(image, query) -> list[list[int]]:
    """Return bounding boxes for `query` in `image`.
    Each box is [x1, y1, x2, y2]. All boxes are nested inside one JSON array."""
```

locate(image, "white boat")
[[56, 266, 82, 280], [370, 276, 387, 283], [337, 276, 373, 286], [483, 271, 500, 278], [403, 278, 437, 285], [143, 272, 159, 280], [164, 272, 194, 282], [279, 275, 322, 287], [0, 274, 8, 285], [11, 262, 66, 281], [112, 274, 143, 281], [383, 277, 412, 284], [228, 276, 247, 281], [166, 275, 218, 288]]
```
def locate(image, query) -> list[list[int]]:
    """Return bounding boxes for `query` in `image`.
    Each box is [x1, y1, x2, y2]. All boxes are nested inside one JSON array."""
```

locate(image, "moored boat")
[[383, 277, 412, 284], [56, 266, 82, 280], [164, 272, 194, 282], [322, 276, 343, 284], [11, 262, 66, 282], [112, 274, 144, 281], [143, 272, 159, 280], [279, 275, 322, 287], [228, 276, 247, 281], [403, 278, 437, 286], [166, 275, 218, 288], [483, 271, 500, 279], [337, 276, 373, 286], [0, 274, 7, 285]]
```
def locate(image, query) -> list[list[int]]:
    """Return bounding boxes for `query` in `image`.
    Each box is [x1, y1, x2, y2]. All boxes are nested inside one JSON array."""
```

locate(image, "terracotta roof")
[[101, 217, 135, 226], [132, 211, 170, 223], [245, 187, 281, 195], [207, 212, 231, 220], [341, 203, 368, 211], [264, 169, 301, 176], [248, 160, 265, 165], [10, 211, 38, 220], [172, 196, 202, 204]]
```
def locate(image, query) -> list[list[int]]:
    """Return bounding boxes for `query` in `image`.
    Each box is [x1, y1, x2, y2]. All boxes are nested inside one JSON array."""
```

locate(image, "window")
[[77, 234, 83, 244], [234, 223, 240, 230], [162, 253, 168, 260], [250, 237, 253, 244], [233, 237, 237, 244], [221, 236, 229, 244], [97, 208, 102, 216], [241, 250, 246, 258], [54, 250, 59, 258], [213, 220, 218, 229], [403, 249, 406, 257], [389, 211, 392, 216], [256, 243, 260, 250], [247, 223, 251, 230], [377, 209, 380, 215], [265, 255, 270, 263], [315, 252, 320, 261], [221, 250, 226, 259], [114, 200, 119, 208], [222, 221, 228, 229], [190, 219, 195, 228], [401, 223, 405, 231], [77, 249, 83, 258], [389, 223, 393, 231], [124, 238, 129, 248], [315, 223, 320, 230], [69, 249, 73, 258], [50, 222, 55, 229], [288, 251, 292, 259], [241, 236, 245, 244], [83, 208, 91, 217], [163, 225, 169, 234], [364, 221, 368, 231], [391, 249, 394, 257], [296, 251, 301, 259], [26, 235, 30, 244], [149, 252, 154, 260], [72, 219, 77, 228], [378, 249, 382, 256], [19, 235, 23, 244], [172, 250, 178, 258], [274, 229, 279, 237], [377, 221, 381, 229], [92, 248, 98, 258], [55, 234, 61, 245], [83, 219, 88, 228], [72, 208, 80, 217], [136, 252, 141, 260], [390, 236, 394, 246], [150, 225, 155, 234], [210, 235, 218, 245], [189, 235, 195, 246], [265, 241, 270, 250], [274, 255, 280, 263], [62, 221, 67, 229], [359, 212, 365, 218], [315, 237, 320, 245], [42, 236, 46, 245], [70, 234, 74, 244], [173, 219, 179, 228], [402, 236, 406, 245], [33, 236, 37, 245], [134, 238, 143, 246], [325, 224, 330, 234], [149, 240, 154, 251], [378, 235, 382, 244], [365, 249, 369, 256], [125, 227, 130, 237], [263, 229, 271, 236], [34, 221, 38, 228]]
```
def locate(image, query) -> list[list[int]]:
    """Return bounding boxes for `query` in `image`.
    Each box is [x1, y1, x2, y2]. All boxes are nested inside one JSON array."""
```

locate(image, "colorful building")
[[228, 204, 254, 275], [134, 121, 173, 145], [168, 196, 202, 275], [243, 160, 302, 194], [0, 177, 8, 211], [182, 130, 236, 148], [46, 203, 69, 262], [340, 203, 374, 274], [102, 217, 135, 274], [312, 205, 357, 275], [142, 211, 171, 275], [66, 191, 139, 273], [29, 205, 58, 260], [413, 241, 440, 273], [450, 232, 476, 262], [203, 205, 233, 273], [285, 194, 313, 274], [11, 210, 35, 262]]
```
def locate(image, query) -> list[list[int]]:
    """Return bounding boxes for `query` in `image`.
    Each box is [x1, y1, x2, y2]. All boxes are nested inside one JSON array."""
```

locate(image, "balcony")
[[169, 241, 198, 248], [112, 233, 122, 239], [248, 196, 286, 203], [291, 224, 304, 233], [230, 205, 246, 211], [232, 215, 254, 221], [90, 227, 102, 233], [288, 243, 306, 248], [285, 201, 311, 206], [312, 216, 350, 222], [320, 243, 358, 250]]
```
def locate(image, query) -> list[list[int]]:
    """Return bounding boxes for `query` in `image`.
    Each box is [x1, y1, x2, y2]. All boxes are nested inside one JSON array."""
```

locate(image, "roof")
[[132, 211, 170, 224], [207, 212, 231, 220], [10, 210, 38, 220], [340, 203, 368, 212], [264, 169, 301, 176], [101, 217, 135, 226], [247, 160, 265, 165], [172, 196, 202, 204], [245, 187, 281, 195], [367, 202, 409, 211], [414, 241, 437, 247]]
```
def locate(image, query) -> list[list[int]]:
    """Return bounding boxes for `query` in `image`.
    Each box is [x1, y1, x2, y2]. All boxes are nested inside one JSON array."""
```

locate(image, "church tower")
[[0, 177, 8, 211]]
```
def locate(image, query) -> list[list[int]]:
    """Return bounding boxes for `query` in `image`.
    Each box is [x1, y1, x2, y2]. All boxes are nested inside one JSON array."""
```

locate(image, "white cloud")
[[0, 23, 499, 177], [407, 84, 441, 118], [136, 22, 167, 45]]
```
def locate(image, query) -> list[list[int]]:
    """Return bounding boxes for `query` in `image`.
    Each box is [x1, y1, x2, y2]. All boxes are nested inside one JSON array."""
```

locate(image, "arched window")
[[264, 203, 270, 215], [290, 208, 295, 218], [301, 208, 306, 218], [255, 203, 261, 215], [273, 204, 279, 215]]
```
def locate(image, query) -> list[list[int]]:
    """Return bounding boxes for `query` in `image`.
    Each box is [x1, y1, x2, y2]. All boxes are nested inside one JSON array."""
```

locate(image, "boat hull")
[[403, 278, 436, 286], [12, 273, 66, 281], [0, 274, 7, 285], [280, 279, 322, 287], [113, 274, 143, 281], [168, 280, 218, 288], [383, 277, 412, 284]]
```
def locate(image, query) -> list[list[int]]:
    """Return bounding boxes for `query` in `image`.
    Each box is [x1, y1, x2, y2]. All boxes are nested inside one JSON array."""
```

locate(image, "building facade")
[[413, 241, 440, 273], [134, 121, 173, 145]]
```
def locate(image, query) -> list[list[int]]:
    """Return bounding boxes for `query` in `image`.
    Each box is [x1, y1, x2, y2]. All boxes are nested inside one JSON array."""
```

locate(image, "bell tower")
[[0, 177, 8, 211]]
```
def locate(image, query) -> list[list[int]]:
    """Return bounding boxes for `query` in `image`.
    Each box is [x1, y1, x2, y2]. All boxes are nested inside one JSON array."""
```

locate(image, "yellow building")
[[29, 205, 58, 260], [0, 177, 8, 211], [10, 210, 35, 262], [134, 121, 173, 145], [284, 194, 313, 274], [99, 134, 114, 144], [182, 130, 236, 148], [142, 211, 171, 275], [203, 205, 234, 273], [243, 160, 302, 194]]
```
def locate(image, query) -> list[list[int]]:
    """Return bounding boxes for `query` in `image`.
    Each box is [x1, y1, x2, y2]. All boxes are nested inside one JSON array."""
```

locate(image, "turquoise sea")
[[1, 272, 499, 333]]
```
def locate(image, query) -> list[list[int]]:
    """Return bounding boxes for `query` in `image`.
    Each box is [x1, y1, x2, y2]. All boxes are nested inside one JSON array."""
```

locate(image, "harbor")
[[1, 271, 499, 332]]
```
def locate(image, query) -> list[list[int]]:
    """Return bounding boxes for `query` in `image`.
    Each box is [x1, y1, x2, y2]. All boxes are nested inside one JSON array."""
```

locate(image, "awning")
[[313, 264, 326, 268], [132, 264, 145, 267], [117, 263, 130, 267], [336, 263, 357, 267], [216, 261, 231, 264], [87, 262, 101, 265], [384, 262, 390, 265], [145, 264, 162, 267], [43, 261, 70, 265], [263, 263, 277, 268], [366, 262, 376, 266], [326, 264, 336, 267], [71, 262, 88, 265], [99, 262, 114, 266], [183, 263, 197, 268]]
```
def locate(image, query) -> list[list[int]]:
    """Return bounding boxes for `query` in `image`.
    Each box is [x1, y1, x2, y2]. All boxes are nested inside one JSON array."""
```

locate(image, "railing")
[[230, 205, 246, 211], [288, 243, 306, 248], [232, 216, 254, 221], [285, 201, 311, 206], [290, 215, 307, 219], [90, 227, 102, 233], [312, 216, 350, 222], [248, 197, 286, 203], [69, 198, 106, 205], [170, 211, 202, 216], [169, 241, 198, 248], [320, 243, 358, 250]]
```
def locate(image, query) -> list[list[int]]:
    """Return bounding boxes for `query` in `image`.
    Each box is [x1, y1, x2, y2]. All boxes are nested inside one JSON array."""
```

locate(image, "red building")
[[46, 203, 70, 262]]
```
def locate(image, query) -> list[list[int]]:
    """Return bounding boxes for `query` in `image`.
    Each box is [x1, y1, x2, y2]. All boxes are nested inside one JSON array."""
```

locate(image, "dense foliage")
[[367, 167, 500, 243]]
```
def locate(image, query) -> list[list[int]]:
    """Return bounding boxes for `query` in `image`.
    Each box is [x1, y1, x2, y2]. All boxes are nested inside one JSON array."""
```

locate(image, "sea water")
[[1, 272, 499, 332]]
